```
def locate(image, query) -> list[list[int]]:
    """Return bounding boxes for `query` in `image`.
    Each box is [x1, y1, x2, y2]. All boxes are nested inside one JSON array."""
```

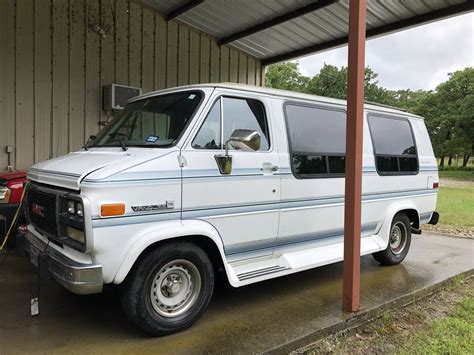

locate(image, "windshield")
[[92, 91, 203, 148]]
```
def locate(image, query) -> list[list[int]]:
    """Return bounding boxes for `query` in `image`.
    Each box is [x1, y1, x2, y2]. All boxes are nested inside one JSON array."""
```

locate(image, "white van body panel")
[[26, 83, 439, 290]]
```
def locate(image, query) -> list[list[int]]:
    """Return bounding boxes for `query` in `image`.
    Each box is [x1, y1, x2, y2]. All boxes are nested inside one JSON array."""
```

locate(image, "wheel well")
[[131, 235, 225, 275], [396, 209, 419, 229]]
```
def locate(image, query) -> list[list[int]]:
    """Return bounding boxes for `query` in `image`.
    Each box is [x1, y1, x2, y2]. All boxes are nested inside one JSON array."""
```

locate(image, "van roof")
[[132, 83, 423, 119]]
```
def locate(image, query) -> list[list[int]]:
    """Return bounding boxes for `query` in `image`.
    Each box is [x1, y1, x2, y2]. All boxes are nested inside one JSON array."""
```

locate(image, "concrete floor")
[[0, 233, 472, 354]]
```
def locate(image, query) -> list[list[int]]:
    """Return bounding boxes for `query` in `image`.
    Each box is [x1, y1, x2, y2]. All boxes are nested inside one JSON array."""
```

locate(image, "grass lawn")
[[400, 295, 474, 354], [439, 169, 474, 181], [436, 185, 474, 227]]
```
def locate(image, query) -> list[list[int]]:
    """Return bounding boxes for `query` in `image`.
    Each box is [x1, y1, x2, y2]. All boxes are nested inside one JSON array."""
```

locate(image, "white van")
[[25, 83, 439, 335]]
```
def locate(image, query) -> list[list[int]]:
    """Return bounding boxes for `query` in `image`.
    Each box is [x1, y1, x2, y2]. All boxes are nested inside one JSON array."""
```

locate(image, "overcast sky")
[[296, 12, 473, 91]]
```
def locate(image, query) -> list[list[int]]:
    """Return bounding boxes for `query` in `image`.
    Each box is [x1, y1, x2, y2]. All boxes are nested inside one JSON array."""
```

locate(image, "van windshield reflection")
[[91, 91, 203, 148]]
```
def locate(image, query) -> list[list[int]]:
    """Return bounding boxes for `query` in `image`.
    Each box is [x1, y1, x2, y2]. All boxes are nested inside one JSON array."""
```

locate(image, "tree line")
[[265, 63, 473, 168]]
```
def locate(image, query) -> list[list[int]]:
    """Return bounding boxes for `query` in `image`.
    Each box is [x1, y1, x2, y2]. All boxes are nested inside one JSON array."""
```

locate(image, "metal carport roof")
[[142, 0, 473, 65]]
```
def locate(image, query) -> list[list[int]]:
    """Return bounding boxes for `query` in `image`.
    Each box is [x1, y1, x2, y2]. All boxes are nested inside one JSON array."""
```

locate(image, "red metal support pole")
[[343, 0, 366, 313]]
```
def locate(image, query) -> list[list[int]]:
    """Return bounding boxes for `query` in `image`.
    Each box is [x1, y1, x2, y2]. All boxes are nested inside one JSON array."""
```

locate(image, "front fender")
[[113, 219, 231, 284]]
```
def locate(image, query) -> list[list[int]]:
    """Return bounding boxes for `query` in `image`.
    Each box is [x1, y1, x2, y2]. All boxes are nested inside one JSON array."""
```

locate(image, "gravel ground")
[[423, 224, 474, 239], [439, 178, 474, 188]]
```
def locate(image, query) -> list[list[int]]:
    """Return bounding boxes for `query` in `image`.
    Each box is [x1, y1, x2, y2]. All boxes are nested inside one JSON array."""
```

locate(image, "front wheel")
[[120, 242, 215, 336], [372, 213, 411, 266]]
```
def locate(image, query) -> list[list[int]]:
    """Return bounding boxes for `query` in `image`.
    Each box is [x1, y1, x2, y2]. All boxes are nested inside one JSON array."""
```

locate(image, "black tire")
[[372, 213, 411, 266], [120, 242, 215, 336]]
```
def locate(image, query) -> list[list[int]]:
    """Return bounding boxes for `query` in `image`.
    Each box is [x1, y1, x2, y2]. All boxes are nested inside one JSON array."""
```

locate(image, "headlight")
[[66, 199, 84, 217], [76, 203, 83, 217], [0, 186, 11, 204], [67, 200, 76, 214]]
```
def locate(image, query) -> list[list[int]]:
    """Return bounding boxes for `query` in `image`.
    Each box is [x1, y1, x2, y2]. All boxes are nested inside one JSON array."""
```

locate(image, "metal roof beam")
[[165, 0, 204, 21], [217, 0, 337, 46], [261, 1, 474, 66]]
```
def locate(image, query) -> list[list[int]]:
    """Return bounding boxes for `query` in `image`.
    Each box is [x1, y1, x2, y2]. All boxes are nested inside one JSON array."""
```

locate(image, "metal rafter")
[[217, 0, 338, 46], [165, 0, 204, 21], [261, 0, 474, 65]]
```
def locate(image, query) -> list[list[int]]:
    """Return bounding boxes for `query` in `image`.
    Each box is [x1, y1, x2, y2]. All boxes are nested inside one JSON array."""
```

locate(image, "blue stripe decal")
[[362, 188, 436, 201], [92, 189, 435, 227], [82, 166, 385, 183], [92, 211, 180, 228], [225, 223, 378, 257], [183, 168, 262, 178], [107, 170, 181, 181], [183, 201, 281, 219], [181, 188, 436, 218]]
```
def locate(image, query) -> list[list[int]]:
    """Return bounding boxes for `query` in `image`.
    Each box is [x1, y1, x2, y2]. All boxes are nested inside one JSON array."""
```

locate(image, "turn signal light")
[[101, 203, 125, 217]]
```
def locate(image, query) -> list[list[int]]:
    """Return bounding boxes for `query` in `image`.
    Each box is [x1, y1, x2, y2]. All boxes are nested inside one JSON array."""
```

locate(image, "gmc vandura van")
[[25, 83, 439, 335]]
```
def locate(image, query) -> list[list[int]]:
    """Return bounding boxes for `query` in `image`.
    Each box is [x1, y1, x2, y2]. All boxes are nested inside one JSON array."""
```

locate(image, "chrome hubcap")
[[390, 222, 407, 255], [150, 260, 201, 317]]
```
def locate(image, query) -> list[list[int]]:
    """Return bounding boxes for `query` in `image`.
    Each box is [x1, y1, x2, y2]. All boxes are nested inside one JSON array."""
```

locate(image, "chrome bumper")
[[25, 231, 103, 295]]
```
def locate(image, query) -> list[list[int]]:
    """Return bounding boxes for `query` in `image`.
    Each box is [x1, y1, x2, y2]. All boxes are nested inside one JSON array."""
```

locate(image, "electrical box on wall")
[[103, 84, 142, 111]]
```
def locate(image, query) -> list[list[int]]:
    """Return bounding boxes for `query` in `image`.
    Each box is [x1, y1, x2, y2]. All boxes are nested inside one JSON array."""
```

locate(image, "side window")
[[285, 103, 346, 178], [192, 99, 221, 149], [192, 96, 270, 151], [223, 97, 270, 151], [368, 115, 418, 174]]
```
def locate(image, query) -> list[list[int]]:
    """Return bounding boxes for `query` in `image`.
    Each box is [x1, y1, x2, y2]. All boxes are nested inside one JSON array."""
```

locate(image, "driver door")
[[181, 94, 280, 262]]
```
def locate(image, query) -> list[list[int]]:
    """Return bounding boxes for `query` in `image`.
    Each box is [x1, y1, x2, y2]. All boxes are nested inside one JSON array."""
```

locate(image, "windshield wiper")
[[83, 135, 96, 151], [119, 138, 128, 151], [108, 132, 128, 151]]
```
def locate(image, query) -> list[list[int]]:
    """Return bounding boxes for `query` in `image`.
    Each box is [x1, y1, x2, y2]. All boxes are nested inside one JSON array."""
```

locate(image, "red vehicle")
[[0, 170, 27, 247]]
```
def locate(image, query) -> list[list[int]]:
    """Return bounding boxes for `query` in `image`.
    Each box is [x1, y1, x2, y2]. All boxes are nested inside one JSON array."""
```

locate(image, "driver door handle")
[[261, 162, 279, 173]]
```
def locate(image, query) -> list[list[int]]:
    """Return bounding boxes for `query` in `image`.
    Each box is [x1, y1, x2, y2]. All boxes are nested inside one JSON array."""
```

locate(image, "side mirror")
[[215, 129, 261, 175], [225, 129, 261, 154]]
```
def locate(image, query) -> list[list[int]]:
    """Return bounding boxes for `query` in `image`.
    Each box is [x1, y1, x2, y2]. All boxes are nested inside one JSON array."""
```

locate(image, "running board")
[[237, 265, 290, 281]]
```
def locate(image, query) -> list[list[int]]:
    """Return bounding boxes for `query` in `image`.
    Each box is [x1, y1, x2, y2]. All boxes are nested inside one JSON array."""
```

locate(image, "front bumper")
[[25, 231, 103, 295]]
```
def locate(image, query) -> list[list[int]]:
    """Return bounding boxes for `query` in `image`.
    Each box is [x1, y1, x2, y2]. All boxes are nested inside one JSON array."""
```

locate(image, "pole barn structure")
[[1, 0, 473, 312]]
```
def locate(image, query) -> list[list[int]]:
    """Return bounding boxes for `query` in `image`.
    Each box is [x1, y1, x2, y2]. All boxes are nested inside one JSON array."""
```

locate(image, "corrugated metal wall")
[[0, 0, 263, 170]]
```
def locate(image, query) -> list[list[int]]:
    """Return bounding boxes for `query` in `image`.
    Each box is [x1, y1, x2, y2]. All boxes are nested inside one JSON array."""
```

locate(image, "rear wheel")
[[372, 213, 411, 265], [120, 242, 214, 336]]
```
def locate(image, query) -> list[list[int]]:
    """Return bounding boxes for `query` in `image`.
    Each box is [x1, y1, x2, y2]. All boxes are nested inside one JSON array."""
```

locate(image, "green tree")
[[265, 62, 309, 93], [306, 64, 348, 99], [408, 68, 473, 167], [434, 68, 474, 167], [304, 64, 396, 104]]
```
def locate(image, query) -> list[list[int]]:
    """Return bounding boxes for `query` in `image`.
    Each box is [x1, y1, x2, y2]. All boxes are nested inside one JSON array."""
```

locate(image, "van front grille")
[[28, 188, 58, 236]]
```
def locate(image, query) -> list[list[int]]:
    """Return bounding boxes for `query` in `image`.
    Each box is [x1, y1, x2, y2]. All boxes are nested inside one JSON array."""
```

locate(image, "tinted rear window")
[[368, 115, 418, 175]]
